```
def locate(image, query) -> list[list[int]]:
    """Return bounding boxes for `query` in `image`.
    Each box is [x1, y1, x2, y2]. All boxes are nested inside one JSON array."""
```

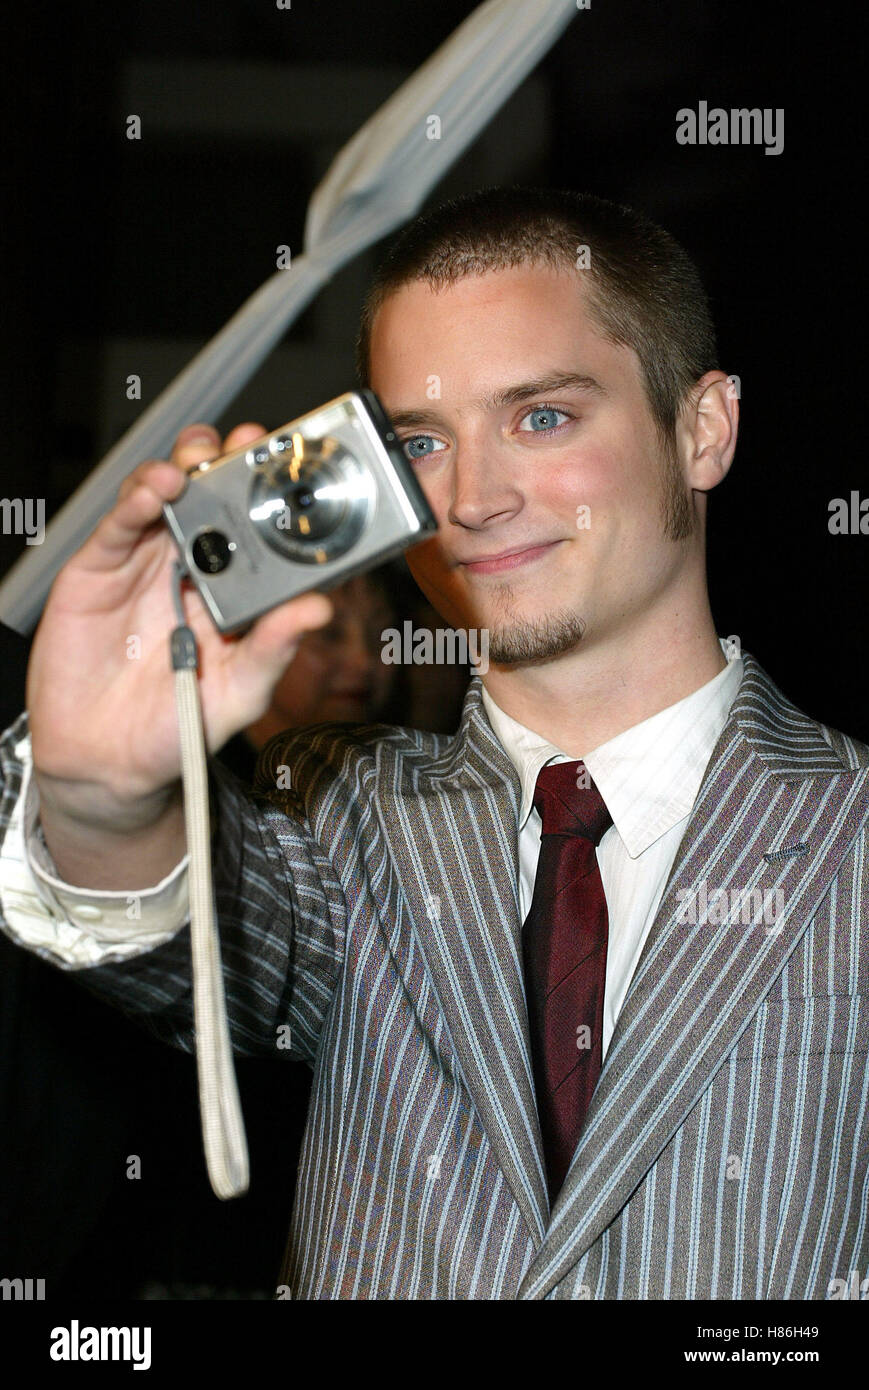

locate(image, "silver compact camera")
[[163, 389, 437, 633]]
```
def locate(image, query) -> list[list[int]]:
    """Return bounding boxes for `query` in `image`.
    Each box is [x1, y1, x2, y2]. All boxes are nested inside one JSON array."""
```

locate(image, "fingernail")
[[179, 427, 217, 444]]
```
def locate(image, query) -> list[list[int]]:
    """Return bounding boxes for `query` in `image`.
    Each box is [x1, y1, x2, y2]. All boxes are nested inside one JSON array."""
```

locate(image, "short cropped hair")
[[355, 186, 719, 451]]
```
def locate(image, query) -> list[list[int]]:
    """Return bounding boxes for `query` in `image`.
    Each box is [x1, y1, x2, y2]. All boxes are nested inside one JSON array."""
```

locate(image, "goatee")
[[485, 608, 587, 668]]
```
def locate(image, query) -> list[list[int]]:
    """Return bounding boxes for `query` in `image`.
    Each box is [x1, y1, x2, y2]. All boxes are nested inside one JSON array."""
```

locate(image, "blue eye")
[[519, 407, 570, 433], [402, 435, 445, 461]]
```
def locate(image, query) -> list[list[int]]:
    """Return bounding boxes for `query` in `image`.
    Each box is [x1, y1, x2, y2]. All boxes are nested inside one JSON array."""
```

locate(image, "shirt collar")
[[481, 640, 744, 860]]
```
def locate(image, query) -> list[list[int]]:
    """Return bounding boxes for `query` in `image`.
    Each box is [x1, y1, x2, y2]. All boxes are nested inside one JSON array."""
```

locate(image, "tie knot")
[[532, 760, 612, 845]]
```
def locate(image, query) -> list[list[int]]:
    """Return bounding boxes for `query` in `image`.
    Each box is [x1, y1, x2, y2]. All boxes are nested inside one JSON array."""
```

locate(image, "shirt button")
[[72, 905, 103, 922]]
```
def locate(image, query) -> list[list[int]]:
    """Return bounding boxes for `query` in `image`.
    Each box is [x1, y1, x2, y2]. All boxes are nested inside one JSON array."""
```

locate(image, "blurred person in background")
[[219, 570, 398, 784], [219, 564, 470, 788]]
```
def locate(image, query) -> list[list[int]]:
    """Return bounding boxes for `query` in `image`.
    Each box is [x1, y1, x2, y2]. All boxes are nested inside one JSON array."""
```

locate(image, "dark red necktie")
[[522, 760, 613, 1202]]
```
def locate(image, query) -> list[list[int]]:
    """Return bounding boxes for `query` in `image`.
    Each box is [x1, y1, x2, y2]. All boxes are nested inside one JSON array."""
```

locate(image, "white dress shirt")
[[482, 643, 743, 1057], [0, 641, 743, 1055]]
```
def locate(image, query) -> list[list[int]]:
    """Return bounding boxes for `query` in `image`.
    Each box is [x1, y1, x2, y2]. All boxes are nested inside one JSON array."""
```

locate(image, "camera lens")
[[191, 529, 234, 574], [248, 432, 373, 564]]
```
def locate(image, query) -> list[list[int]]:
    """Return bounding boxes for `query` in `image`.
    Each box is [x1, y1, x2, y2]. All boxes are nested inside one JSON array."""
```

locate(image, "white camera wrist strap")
[[170, 561, 249, 1200]]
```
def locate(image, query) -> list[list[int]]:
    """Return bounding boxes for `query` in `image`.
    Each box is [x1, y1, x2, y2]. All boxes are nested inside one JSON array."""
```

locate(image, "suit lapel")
[[379, 683, 549, 1245], [519, 655, 869, 1298]]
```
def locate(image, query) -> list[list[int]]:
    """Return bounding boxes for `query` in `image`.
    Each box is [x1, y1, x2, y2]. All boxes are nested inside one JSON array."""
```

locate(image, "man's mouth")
[[457, 541, 561, 574]]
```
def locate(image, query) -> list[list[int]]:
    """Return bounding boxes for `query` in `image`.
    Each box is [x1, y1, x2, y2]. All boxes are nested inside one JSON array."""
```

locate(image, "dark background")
[[0, 0, 863, 1300]]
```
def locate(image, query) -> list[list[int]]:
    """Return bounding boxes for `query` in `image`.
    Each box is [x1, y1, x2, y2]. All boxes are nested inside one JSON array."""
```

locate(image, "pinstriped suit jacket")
[[1, 652, 867, 1298]]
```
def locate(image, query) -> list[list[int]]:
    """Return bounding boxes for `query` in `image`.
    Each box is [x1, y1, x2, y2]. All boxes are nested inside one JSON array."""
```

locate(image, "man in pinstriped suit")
[[1, 188, 866, 1298]]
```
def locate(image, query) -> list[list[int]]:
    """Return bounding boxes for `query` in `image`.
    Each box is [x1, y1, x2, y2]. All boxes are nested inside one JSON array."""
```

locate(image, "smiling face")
[[368, 263, 700, 670]]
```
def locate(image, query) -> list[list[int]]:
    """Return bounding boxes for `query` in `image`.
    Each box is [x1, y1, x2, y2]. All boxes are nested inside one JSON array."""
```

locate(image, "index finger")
[[77, 463, 187, 572], [169, 422, 268, 473], [170, 423, 223, 472]]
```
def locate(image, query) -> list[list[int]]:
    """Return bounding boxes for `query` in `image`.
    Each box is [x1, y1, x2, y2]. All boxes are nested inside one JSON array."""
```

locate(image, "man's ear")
[[677, 370, 739, 493]]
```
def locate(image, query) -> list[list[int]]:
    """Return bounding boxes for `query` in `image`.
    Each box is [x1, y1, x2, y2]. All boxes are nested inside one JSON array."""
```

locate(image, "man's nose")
[[447, 443, 523, 530]]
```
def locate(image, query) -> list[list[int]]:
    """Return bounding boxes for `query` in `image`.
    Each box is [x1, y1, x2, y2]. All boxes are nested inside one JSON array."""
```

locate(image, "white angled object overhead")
[[0, 0, 579, 635]]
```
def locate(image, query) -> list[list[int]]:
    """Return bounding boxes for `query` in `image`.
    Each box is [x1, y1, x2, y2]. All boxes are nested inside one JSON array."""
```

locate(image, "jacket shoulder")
[[813, 719, 869, 771], [251, 719, 455, 811]]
